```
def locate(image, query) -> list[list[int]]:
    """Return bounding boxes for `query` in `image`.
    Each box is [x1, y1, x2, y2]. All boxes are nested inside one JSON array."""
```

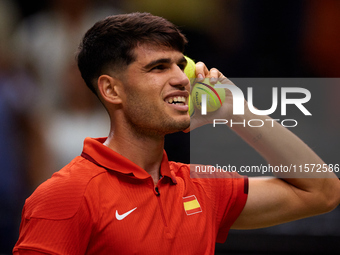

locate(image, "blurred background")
[[0, 0, 339, 254]]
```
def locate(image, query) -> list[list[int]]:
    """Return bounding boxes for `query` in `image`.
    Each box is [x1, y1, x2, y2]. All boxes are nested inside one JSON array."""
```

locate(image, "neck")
[[104, 126, 165, 185]]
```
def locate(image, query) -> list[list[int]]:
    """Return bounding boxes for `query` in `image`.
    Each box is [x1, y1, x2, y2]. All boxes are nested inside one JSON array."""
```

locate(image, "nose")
[[169, 64, 190, 90]]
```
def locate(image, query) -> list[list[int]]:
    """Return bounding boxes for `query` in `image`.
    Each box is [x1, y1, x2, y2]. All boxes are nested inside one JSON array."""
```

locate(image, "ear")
[[97, 75, 123, 105]]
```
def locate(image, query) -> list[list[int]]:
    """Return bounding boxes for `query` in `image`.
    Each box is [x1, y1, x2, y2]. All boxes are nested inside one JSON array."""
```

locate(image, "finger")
[[195, 61, 209, 81], [219, 76, 235, 85], [209, 68, 220, 84]]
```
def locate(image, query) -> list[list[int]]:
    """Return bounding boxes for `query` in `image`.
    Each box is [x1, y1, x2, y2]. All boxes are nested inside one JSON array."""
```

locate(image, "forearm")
[[230, 107, 324, 172], [229, 105, 340, 208]]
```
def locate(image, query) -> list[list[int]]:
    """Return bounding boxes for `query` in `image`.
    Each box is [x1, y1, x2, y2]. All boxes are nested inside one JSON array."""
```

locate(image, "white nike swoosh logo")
[[115, 207, 137, 220]]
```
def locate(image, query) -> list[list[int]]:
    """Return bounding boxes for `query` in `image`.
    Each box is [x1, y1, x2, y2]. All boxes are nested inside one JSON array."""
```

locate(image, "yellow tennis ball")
[[184, 56, 196, 116], [188, 95, 195, 117], [191, 81, 225, 112], [184, 56, 196, 83]]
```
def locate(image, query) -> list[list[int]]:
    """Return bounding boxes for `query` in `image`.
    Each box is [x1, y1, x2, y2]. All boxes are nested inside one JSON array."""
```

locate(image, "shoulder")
[[169, 161, 190, 172], [23, 156, 107, 220], [169, 161, 193, 181], [169, 161, 246, 183]]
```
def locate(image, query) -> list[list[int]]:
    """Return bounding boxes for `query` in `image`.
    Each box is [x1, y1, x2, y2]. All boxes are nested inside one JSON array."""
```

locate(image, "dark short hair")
[[76, 12, 188, 95]]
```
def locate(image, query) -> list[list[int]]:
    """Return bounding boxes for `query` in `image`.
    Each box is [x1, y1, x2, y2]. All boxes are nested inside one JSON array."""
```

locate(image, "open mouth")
[[165, 96, 186, 106]]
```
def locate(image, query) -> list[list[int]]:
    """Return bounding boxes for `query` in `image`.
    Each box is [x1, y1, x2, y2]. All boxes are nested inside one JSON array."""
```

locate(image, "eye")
[[178, 63, 186, 71], [151, 64, 167, 71]]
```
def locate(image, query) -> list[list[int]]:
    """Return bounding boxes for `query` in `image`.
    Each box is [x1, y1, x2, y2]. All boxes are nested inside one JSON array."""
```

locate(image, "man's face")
[[118, 44, 191, 137]]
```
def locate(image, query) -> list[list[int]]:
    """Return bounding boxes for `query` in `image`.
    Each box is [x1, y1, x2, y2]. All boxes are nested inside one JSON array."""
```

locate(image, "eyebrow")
[[143, 56, 187, 70]]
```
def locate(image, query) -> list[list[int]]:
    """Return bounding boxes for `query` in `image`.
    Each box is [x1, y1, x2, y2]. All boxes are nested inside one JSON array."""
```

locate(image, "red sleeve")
[[13, 197, 93, 255], [13, 250, 51, 254], [191, 170, 248, 243], [13, 157, 103, 254], [216, 174, 248, 243]]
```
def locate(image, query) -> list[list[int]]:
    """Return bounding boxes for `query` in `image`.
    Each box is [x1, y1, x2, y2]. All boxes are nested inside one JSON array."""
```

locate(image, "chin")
[[166, 120, 190, 134]]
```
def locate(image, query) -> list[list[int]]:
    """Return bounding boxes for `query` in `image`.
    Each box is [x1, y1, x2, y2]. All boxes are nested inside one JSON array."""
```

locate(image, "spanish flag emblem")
[[183, 195, 202, 215]]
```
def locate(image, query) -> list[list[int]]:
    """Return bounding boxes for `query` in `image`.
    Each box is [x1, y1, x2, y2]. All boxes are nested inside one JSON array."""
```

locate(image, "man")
[[14, 12, 340, 254]]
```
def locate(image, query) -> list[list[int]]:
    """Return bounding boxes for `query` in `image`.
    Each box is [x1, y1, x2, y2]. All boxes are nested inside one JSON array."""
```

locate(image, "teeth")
[[166, 96, 186, 104]]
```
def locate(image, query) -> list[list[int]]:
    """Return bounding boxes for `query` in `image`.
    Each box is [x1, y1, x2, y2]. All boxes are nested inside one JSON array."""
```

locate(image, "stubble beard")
[[124, 94, 190, 139]]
